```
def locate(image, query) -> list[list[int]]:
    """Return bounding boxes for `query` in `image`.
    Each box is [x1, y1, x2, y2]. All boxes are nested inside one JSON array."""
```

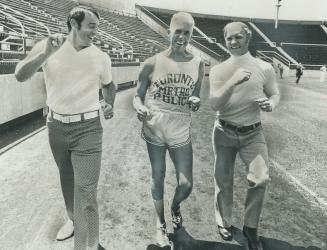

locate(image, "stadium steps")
[[254, 21, 327, 65]]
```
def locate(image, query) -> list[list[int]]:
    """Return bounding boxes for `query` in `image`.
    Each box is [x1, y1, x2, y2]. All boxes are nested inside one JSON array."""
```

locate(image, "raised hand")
[[44, 33, 66, 56], [231, 68, 252, 85]]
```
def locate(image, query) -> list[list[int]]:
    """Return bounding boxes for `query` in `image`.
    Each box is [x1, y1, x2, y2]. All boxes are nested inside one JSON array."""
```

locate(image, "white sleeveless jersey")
[[145, 52, 201, 113]]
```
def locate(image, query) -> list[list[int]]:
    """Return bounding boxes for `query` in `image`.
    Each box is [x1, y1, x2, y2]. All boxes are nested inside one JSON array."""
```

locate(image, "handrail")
[[97, 29, 133, 55], [216, 42, 230, 54], [0, 40, 24, 46], [260, 50, 289, 63], [137, 4, 223, 60], [281, 42, 327, 47], [193, 26, 216, 43], [136, 5, 169, 29], [99, 19, 133, 54], [257, 50, 290, 67], [190, 38, 223, 60], [0, 9, 24, 36], [0, 23, 23, 39], [257, 51, 273, 62], [97, 29, 123, 49], [146, 39, 168, 49], [0, 50, 24, 54], [0, 3, 50, 36]]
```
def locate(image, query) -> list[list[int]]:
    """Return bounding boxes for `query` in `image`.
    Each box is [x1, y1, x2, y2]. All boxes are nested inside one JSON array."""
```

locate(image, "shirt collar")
[[230, 51, 252, 62]]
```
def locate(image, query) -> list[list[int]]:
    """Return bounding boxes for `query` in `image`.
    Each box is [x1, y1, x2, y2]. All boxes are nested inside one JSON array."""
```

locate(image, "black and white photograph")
[[0, 0, 326, 249]]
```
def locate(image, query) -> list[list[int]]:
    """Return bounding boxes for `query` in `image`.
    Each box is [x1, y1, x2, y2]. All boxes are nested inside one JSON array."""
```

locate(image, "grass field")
[[0, 75, 326, 250]]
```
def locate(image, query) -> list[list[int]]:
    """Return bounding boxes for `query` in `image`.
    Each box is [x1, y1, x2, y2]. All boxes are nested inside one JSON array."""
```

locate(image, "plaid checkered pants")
[[47, 116, 103, 250]]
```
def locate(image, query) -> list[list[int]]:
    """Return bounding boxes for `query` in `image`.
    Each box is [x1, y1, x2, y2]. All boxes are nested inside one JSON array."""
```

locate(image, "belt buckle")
[[235, 126, 242, 133], [61, 115, 71, 123]]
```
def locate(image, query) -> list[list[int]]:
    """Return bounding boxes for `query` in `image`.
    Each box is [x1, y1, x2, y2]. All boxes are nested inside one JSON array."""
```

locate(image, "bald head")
[[223, 22, 252, 56], [170, 12, 195, 31], [223, 22, 252, 39]]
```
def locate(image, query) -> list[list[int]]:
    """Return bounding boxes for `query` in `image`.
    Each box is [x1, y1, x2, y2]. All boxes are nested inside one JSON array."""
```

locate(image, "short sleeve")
[[100, 53, 113, 86]]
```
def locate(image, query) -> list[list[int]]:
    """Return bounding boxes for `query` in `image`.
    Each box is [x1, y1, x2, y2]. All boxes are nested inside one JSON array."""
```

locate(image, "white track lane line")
[[1, 125, 326, 216], [0, 126, 46, 156], [271, 158, 327, 213]]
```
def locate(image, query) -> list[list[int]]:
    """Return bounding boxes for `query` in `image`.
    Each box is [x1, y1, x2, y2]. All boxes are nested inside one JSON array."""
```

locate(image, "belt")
[[219, 119, 261, 133], [51, 110, 99, 123]]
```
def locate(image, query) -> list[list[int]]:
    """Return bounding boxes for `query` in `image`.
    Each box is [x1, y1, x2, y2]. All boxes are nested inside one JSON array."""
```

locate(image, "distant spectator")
[[295, 63, 304, 84], [320, 64, 326, 83], [277, 63, 284, 79]]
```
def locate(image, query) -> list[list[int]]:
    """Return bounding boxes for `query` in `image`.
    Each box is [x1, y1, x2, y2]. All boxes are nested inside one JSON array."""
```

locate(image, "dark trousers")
[[47, 116, 103, 250], [212, 125, 269, 228]]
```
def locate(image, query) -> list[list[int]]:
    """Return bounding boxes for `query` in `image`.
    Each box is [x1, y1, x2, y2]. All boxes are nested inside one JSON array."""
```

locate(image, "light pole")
[[275, 0, 282, 29]]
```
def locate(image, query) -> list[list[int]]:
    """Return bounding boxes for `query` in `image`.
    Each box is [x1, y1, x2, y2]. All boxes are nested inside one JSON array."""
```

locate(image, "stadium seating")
[[281, 43, 327, 65], [1, 0, 326, 74], [0, 0, 172, 74], [255, 22, 327, 44], [254, 21, 327, 64], [146, 10, 229, 60], [146, 9, 285, 60]]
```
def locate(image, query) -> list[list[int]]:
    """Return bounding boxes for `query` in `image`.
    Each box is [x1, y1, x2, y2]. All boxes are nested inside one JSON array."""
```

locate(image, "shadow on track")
[[146, 226, 322, 250], [262, 237, 322, 250]]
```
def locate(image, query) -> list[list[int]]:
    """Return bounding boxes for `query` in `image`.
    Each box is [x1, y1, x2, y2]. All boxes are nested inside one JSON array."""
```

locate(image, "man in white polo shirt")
[[15, 6, 115, 250], [209, 22, 280, 250]]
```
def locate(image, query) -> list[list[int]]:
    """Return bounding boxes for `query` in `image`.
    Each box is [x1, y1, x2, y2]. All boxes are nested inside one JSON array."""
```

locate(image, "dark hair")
[[67, 6, 100, 32]]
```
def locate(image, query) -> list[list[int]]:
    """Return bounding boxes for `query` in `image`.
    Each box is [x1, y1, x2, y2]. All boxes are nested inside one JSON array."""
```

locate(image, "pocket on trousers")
[[213, 127, 237, 147]]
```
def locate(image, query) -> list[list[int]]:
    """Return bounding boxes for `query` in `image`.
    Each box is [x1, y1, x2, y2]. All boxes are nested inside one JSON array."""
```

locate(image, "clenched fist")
[[231, 68, 252, 86], [44, 33, 66, 56], [136, 105, 150, 122], [255, 97, 273, 112], [101, 101, 114, 119]]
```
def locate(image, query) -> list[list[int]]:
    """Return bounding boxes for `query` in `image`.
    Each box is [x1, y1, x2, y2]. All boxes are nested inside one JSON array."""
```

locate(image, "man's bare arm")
[[15, 34, 65, 82], [102, 82, 116, 107], [133, 56, 155, 121]]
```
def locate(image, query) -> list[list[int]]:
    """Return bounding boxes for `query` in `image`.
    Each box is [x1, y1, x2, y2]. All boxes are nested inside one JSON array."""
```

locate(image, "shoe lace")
[[172, 207, 182, 224], [158, 223, 167, 234]]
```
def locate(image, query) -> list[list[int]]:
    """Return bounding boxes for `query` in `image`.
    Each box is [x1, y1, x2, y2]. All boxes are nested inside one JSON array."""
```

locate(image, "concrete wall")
[[112, 65, 139, 84], [0, 73, 46, 124], [0, 66, 140, 124]]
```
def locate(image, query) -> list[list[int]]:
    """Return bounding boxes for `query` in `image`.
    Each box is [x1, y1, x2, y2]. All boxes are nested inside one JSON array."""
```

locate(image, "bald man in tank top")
[[209, 22, 280, 250], [133, 12, 204, 247]]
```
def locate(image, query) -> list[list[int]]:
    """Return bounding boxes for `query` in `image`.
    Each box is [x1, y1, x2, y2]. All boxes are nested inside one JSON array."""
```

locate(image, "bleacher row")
[[1, 0, 327, 75], [147, 7, 327, 66], [0, 0, 171, 74]]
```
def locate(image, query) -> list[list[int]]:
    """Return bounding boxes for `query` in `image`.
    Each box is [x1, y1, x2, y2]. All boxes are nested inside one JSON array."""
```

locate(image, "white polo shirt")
[[41, 40, 112, 114], [210, 52, 276, 125]]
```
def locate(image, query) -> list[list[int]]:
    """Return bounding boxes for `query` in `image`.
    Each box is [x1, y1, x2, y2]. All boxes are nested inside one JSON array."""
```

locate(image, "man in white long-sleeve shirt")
[[209, 22, 280, 250]]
